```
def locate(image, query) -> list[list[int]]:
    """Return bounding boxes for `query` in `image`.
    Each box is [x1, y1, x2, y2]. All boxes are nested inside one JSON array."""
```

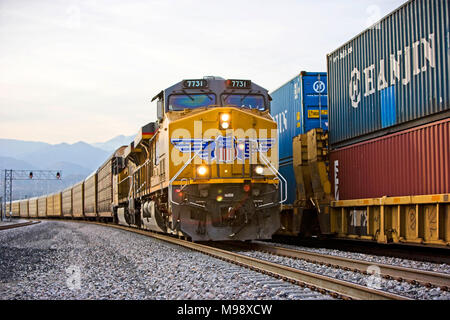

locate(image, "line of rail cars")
[[13, 77, 285, 241], [11, 146, 127, 221], [271, 0, 450, 247]]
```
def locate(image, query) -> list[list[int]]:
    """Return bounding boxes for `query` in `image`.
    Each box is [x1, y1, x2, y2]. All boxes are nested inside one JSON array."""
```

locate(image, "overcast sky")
[[0, 0, 406, 144]]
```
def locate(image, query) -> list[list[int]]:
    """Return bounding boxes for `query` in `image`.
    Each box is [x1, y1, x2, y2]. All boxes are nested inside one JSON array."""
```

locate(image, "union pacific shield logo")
[[216, 135, 235, 163], [171, 135, 275, 163]]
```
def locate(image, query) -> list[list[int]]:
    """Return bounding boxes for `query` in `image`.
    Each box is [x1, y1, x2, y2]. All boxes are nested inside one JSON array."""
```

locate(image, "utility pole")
[[2, 169, 62, 221]]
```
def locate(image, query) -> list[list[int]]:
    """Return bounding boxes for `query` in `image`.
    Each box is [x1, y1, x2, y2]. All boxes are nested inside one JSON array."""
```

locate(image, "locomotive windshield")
[[168, 94, 216, 111], [165, 79, 269, 112], [222, 94, 266, 111]]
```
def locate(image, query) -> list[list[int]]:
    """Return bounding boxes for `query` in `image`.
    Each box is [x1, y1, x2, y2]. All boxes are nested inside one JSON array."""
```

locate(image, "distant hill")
[[0, 156, 39, 171], [92, 134, 134, 152], [0, 155, 95, 200], [0, 139, 50, 158], [42, 161, 92, 176], [0, 135, 135, 200], [19, 141, 110, 171]]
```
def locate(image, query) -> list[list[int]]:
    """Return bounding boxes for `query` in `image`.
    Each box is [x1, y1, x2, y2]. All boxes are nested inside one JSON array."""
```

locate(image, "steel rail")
[[0, 220, 41, 230], [242, 242, 450, 289]]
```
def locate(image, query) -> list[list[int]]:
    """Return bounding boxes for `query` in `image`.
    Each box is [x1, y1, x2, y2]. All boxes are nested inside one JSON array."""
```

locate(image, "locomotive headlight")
[[220, 113, 230, 122], [220, 113, 231, 130], [197, 165, 208, 176], [220, 121, 230, 129], [255, 165, 264, 175]]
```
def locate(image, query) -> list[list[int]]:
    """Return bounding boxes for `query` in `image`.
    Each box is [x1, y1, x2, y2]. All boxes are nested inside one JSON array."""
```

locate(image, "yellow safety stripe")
[[332, 194, 450, 207]]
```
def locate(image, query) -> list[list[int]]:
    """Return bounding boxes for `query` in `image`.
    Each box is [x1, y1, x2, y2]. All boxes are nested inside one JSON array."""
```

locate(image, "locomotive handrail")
[[118, 175, 132, 185], [169, 139, 286, 207], [168, 145, 206, 207], [257, 150, 287, 205]]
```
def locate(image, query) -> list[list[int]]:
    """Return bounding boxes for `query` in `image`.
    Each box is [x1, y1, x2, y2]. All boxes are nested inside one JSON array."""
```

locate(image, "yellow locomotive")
[[113, 76, 285, 241]]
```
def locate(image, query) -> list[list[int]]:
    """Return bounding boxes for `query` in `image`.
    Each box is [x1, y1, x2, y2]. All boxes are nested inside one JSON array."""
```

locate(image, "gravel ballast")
[[232, 246, 450, 300], [0, 221, 331, 300], [257, 240, 450, 275]]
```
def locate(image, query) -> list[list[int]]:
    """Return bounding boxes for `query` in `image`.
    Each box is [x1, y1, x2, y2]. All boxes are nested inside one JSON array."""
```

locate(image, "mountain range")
[[0, 134, 134, 200], [92, 134, 134, 152]]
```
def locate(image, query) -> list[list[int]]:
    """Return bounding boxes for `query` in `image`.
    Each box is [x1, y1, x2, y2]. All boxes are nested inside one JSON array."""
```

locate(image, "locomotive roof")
[[151, 77, 269, 103]]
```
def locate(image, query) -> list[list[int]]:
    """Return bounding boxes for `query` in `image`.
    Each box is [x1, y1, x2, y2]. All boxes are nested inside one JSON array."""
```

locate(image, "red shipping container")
[[330, 118, 449, 200]]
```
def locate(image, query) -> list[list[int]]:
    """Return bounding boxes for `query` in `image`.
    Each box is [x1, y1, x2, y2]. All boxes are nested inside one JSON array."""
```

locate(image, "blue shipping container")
[[327, 0, 450, 147], [270, 72, 328, 205]]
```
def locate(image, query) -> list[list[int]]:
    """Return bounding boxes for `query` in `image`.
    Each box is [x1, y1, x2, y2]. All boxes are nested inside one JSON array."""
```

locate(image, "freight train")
[[8, 77, 285, 241], [5, 0, 450, 248]]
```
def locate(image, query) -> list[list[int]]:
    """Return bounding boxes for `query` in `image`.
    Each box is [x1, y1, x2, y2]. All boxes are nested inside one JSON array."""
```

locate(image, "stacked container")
[[330, 118, 449, 200], [327, 0, 449, 200], [270, 72, 328, 205]]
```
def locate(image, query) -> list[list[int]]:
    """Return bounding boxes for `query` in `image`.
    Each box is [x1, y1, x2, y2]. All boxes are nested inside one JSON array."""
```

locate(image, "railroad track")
[[0, 220, 41, 230], [43, 219, 406, 300], [232, 241, 450, 290], [272, 236, 450, 265], [28, 219, 448, 299]]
